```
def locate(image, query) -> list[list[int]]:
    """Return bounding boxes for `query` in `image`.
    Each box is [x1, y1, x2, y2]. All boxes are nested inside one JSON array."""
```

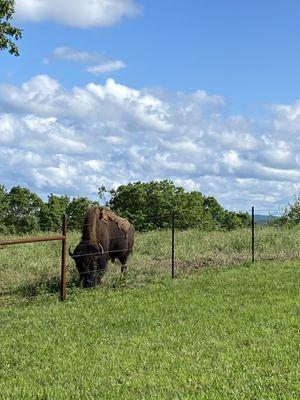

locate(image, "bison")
[[69, 206, 134, 288]]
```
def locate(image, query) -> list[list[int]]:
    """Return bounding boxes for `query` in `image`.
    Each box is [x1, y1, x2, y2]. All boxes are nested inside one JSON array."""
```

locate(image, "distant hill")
[[255, 214, 279, 225]]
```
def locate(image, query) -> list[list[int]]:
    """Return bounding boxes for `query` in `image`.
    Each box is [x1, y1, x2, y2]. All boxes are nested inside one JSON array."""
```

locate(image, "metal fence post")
[[252, 206, 255, 263], [171, 210, 175, 278], [60, 214, 67, 301]]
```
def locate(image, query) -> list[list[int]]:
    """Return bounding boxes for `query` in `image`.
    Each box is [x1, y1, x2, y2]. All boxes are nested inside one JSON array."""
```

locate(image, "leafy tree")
[[39, 194, 70, 232], [220, 211, 250, 230], [67, 197, 98, 231], [203, 196, 225, 228], [278, 197, 300, 226], [173, 190, 210, 230], [106, 181, 182, 231], [101, 180, 251, 231], [0, 0, 22, 56], [6, 186, 44, 233], [0, 181, 251, 234], [0, 185, 10, 233]]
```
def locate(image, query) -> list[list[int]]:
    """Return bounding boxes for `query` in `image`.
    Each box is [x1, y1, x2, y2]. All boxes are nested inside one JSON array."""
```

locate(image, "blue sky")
[[4, 1, 300, 109], [1, 0, 300, 210]]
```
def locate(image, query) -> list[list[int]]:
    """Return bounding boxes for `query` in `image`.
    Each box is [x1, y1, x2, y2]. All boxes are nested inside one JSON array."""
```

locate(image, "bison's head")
[[69, 242, 103, 288]]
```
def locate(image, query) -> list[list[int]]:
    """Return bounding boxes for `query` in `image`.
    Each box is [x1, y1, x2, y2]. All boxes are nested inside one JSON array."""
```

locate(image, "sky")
[[1, 0, 300, 212]]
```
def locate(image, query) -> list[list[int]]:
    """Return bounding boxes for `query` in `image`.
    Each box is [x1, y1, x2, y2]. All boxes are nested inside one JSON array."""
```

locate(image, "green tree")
[[6, 186, 44, 233], [173, 190, 208, 230], [0, 0, 22, 56], [106, 181, 180, 231], [101, 180, 250, 232], [220, 211, 250, 231], [67, 197, 97, 231], [203, 196, 225, 228], [0, 185, 10, 233], [278, 197, 300, 226], [39, 194, 70, 232]]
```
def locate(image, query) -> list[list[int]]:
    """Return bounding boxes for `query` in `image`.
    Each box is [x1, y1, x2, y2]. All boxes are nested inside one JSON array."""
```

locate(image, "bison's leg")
[[119, 254, 129, 275], [121, 264, 127, 275], [96, 256, 108, 283]]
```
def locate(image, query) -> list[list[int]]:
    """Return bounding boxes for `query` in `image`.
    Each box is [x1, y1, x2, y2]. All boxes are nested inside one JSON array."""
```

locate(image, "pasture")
[[0, 227, 299, 399], [1, 225, 300, 303]]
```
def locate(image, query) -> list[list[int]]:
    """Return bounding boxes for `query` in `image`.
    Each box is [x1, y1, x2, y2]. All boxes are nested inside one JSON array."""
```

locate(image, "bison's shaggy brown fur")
[[70, 207, 134, 288]]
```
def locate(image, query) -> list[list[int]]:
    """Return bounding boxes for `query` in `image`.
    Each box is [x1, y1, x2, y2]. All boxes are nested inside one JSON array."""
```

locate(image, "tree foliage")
[[5, 186, 44, 233], [0, 181, 251, 234], [0, 186, 96, 234], [0, 0, 22, 56], [278, 197, 300, 226], [67, 197, 98, 231], [39, 194, 70, 232], [0, 185, 10, 233], [102, 180, 251, 231]]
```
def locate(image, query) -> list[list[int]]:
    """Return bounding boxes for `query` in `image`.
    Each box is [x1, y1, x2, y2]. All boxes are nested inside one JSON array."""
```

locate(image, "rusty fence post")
[[60, 214, 67, 301], [251, 206, 255, 263], [171, 210, 175, 278]]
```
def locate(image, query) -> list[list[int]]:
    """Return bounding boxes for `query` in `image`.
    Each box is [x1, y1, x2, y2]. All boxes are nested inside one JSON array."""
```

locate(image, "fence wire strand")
[[70, 247, 134, 258]]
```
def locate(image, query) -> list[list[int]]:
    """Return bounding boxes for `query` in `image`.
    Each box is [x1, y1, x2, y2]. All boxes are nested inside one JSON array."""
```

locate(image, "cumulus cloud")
[[0, 75, 172, 131], [15, 0, 140, 28], [271, 100, 300, 134], [0, 75, 300, 210]]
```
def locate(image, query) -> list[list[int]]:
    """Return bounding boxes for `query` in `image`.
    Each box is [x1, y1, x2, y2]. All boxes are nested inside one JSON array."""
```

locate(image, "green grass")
[[0, 227, 299, 398], [1, 226, 300, 304], [0, 261, 299, 399]]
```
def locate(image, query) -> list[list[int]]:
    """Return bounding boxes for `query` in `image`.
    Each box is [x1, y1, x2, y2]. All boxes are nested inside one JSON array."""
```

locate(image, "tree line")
[[0, 185, 97, 234], [0, 181, 253, 234]]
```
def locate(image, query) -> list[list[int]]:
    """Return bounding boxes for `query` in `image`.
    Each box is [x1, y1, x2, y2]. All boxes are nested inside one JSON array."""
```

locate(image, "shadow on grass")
[[0, 268, 142, 300]]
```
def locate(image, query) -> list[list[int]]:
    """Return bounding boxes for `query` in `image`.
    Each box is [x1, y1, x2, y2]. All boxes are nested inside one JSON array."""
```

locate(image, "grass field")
[[0, 227, 299, 398], [1, 225, 300, 303], [0, 261, 299, 399]]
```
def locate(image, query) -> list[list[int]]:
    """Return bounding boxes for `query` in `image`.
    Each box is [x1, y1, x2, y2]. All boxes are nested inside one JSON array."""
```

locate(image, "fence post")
[[251, 206, 255, 263], [60, 214, 67, 301], [171, 210, 175, 278]]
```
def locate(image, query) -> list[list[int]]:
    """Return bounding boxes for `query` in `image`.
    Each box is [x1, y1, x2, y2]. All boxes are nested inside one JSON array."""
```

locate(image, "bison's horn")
[[69, 246, 74, 257], [98, 242, 104, 254]]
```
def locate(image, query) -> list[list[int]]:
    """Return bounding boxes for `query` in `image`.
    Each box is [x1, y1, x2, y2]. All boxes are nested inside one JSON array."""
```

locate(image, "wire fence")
[[0, 207, 299, 303]]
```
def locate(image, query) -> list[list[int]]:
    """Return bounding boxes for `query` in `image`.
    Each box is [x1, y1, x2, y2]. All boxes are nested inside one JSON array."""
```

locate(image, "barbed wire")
[[0, 232, 136, 244], [70, 247, 134, 258], [75, 264, 129, 277]]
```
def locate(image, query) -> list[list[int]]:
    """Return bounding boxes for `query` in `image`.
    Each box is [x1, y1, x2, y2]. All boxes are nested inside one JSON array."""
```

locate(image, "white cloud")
[[0, 75, 172, 131], [46, 46, 126, 75], [0, 114, 17, 143], [87, 60, 126, 74], [223, 150, 241, 172], [52, 47, 103, 63], [271, 100, 300, 133], [1, 75, 300, 210], [15, 0, 140, 28]]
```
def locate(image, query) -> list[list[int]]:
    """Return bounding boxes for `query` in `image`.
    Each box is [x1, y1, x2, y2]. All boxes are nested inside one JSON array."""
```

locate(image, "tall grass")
[[0, 225, 300, 304]]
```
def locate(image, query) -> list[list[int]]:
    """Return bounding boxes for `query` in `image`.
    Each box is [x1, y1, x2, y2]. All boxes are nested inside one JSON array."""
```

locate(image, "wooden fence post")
[[60, 214, 67, 301]]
